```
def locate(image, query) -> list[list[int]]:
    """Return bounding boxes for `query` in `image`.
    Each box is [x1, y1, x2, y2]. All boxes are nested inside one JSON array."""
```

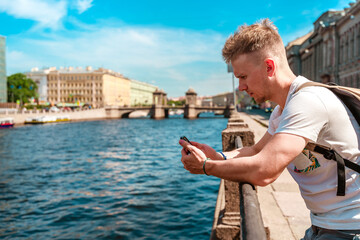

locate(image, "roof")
[[285, 31, 312, 50], [186, 88, 196, 94]]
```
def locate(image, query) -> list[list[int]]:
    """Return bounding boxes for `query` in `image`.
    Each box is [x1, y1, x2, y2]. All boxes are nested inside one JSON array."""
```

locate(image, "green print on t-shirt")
[[294, 150, 321, 173]]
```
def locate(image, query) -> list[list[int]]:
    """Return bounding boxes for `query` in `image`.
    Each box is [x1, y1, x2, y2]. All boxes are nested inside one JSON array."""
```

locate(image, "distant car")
[[265, 107, 273, 113], [49, 106, 60, 112]]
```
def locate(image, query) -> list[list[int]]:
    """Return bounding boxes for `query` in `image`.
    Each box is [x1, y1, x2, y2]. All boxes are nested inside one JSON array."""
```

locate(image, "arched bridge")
[[105, 88, 235, 119], [105, 105, 235, 119]]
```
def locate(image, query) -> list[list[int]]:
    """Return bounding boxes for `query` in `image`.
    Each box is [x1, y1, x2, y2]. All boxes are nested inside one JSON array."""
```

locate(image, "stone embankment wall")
[[211, 113, 267, 240], [1, 108, 107, 125]]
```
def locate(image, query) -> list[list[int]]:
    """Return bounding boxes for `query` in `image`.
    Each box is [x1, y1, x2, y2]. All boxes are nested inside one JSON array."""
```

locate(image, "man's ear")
[[265, 58, 275, 76]]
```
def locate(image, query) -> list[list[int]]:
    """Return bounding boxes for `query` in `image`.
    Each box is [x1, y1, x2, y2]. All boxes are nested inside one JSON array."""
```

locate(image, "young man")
[[179, 19, 360, 239]]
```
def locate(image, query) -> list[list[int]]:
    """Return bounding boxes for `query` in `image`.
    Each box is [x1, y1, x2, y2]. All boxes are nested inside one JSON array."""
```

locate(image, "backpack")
[[295, 81, 360, 196]]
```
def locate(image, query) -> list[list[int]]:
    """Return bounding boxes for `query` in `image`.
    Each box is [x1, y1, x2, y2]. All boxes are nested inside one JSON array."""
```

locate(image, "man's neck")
[[271, 72, 297, 109]]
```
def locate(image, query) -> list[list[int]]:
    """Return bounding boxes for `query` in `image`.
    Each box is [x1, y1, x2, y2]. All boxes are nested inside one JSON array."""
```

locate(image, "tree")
[[7, 73, 38, 104], [168, 99, 185, 106]]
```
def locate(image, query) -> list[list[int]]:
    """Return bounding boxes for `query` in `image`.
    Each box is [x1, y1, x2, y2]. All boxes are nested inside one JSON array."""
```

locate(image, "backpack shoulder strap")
[[294, 81, 328, 94], [296, 83, 360, 196], [294, 81, 360, 126], [295, 81, 360, 101], [306, 142, 360, 196]]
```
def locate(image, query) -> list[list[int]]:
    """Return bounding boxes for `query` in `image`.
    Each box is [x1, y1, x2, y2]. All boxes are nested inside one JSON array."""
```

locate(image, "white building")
[[24, 67, 56, 102]]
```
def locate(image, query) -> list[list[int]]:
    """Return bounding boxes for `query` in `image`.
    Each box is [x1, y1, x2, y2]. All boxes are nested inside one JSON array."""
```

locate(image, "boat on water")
[[0, 118, 15, 128], [25, 116, 71, 124]]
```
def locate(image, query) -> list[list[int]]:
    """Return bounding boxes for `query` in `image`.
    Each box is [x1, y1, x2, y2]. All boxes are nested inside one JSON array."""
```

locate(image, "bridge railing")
[[210, 114, 267, 240]]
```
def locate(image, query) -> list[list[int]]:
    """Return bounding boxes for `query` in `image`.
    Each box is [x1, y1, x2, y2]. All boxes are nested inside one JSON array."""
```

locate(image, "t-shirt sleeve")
[[275, 91, 328, 142], [268, 105, 281, 135]]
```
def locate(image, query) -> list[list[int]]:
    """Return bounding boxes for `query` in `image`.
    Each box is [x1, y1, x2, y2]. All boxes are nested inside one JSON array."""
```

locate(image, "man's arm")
[[180, 132, 272, 161], [181, 132, 307, 186], [223, 131, 273, 159]]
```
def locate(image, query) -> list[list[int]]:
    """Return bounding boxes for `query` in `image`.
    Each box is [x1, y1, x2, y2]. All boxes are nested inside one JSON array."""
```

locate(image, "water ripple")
[[0, 115, 226, 239]]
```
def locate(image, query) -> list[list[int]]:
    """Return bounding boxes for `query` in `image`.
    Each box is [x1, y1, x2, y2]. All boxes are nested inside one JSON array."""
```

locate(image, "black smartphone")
[[180, 136, 192, 154]]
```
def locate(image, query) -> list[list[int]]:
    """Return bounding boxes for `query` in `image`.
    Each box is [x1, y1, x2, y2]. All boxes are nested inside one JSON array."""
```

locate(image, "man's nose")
[[238, 81, 247, 91]]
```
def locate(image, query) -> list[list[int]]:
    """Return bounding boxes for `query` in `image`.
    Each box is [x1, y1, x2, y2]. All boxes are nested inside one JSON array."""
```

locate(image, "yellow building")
[[47, 66, 131, 108]]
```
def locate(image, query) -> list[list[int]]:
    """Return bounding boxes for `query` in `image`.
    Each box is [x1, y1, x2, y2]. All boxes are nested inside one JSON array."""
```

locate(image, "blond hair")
[[222, 19, 284, 63]]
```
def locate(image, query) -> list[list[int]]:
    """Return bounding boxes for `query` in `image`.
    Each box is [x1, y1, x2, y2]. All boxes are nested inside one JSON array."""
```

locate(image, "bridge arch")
[[122, 110, 151, 118]]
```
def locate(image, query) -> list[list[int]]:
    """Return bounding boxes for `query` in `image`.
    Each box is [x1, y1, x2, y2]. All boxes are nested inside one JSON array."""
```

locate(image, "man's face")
[[231, 53, 268, 103]]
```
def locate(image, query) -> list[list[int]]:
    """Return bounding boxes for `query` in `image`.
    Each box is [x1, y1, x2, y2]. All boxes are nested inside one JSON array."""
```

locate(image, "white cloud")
[[0, 0, 67, 29], [7, 24, 229, 96], [36, 26, 222, 68], [7, 50, 43, 73], [74, 0, 93, 14]]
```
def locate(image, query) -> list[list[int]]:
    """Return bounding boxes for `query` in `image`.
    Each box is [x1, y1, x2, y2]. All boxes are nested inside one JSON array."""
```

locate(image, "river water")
[[0, 114, 228, 240]]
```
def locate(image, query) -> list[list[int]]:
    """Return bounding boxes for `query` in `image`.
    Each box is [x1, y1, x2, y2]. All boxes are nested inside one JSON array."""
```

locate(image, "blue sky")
[[0, 0, 355, 97]]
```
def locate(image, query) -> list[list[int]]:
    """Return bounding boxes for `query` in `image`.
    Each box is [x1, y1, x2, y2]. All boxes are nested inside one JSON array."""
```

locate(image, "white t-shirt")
[[268, 76, 360, 230]]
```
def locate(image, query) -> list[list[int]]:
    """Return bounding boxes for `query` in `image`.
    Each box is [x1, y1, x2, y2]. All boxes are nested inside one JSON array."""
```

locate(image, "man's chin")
[[254, 98, 266, 104]]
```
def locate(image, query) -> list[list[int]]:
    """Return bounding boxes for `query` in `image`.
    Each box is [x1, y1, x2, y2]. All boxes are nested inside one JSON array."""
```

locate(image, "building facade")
[[130, 79, 157, 106], [46, 66, 131, 108], [212, 92, 235, 107], [25, 67, 55, 102], [286, 1, 360, 87], [212, 89, 253, 108], [0, 36, 6, 102], [337, 1, 360, 87]]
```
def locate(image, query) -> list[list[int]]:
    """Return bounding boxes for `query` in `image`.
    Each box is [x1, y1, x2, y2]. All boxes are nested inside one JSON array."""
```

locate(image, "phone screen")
[[180, 136, 192, 154]]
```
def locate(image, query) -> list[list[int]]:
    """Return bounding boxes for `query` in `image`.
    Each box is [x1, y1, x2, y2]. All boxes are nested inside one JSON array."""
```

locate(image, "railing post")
[[223, 105, 235, 118]]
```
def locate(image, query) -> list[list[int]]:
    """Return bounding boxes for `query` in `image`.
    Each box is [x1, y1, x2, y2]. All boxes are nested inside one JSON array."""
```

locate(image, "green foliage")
[[24, 104, 48, 110], [168, 99, 185, 106], [7, 73, 38, 104], [250, 97, 257, 105]]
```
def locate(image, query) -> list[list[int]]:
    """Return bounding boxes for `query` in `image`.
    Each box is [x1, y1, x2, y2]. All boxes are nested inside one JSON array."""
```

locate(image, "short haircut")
[[222, 19, 284, 63]]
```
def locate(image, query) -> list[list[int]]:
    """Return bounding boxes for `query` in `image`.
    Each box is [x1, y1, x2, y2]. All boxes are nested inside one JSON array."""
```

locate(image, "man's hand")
[[179, 139, 224, 160], [190, 141, 221, 159], [179, 140, 207, 174]]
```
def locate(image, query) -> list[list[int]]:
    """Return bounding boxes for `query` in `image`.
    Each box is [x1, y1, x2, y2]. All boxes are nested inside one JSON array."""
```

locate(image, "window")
[[357, 25, 360, 56], [340, 38, 344, 63], [345, 34, 349, 62], [350, 29, 354, 60]]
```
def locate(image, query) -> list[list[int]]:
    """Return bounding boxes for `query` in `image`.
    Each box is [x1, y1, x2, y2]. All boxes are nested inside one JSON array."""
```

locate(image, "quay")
[[211, 110, 310, 240], [1, 88, 234, 125], [0, 104, 234, 125]]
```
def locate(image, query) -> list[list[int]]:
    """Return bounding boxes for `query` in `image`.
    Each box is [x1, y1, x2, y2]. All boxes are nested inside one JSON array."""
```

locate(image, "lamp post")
[[18, 85, 23, 107], [10, 85, 14, 103], [227, 64, 236, 108]]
